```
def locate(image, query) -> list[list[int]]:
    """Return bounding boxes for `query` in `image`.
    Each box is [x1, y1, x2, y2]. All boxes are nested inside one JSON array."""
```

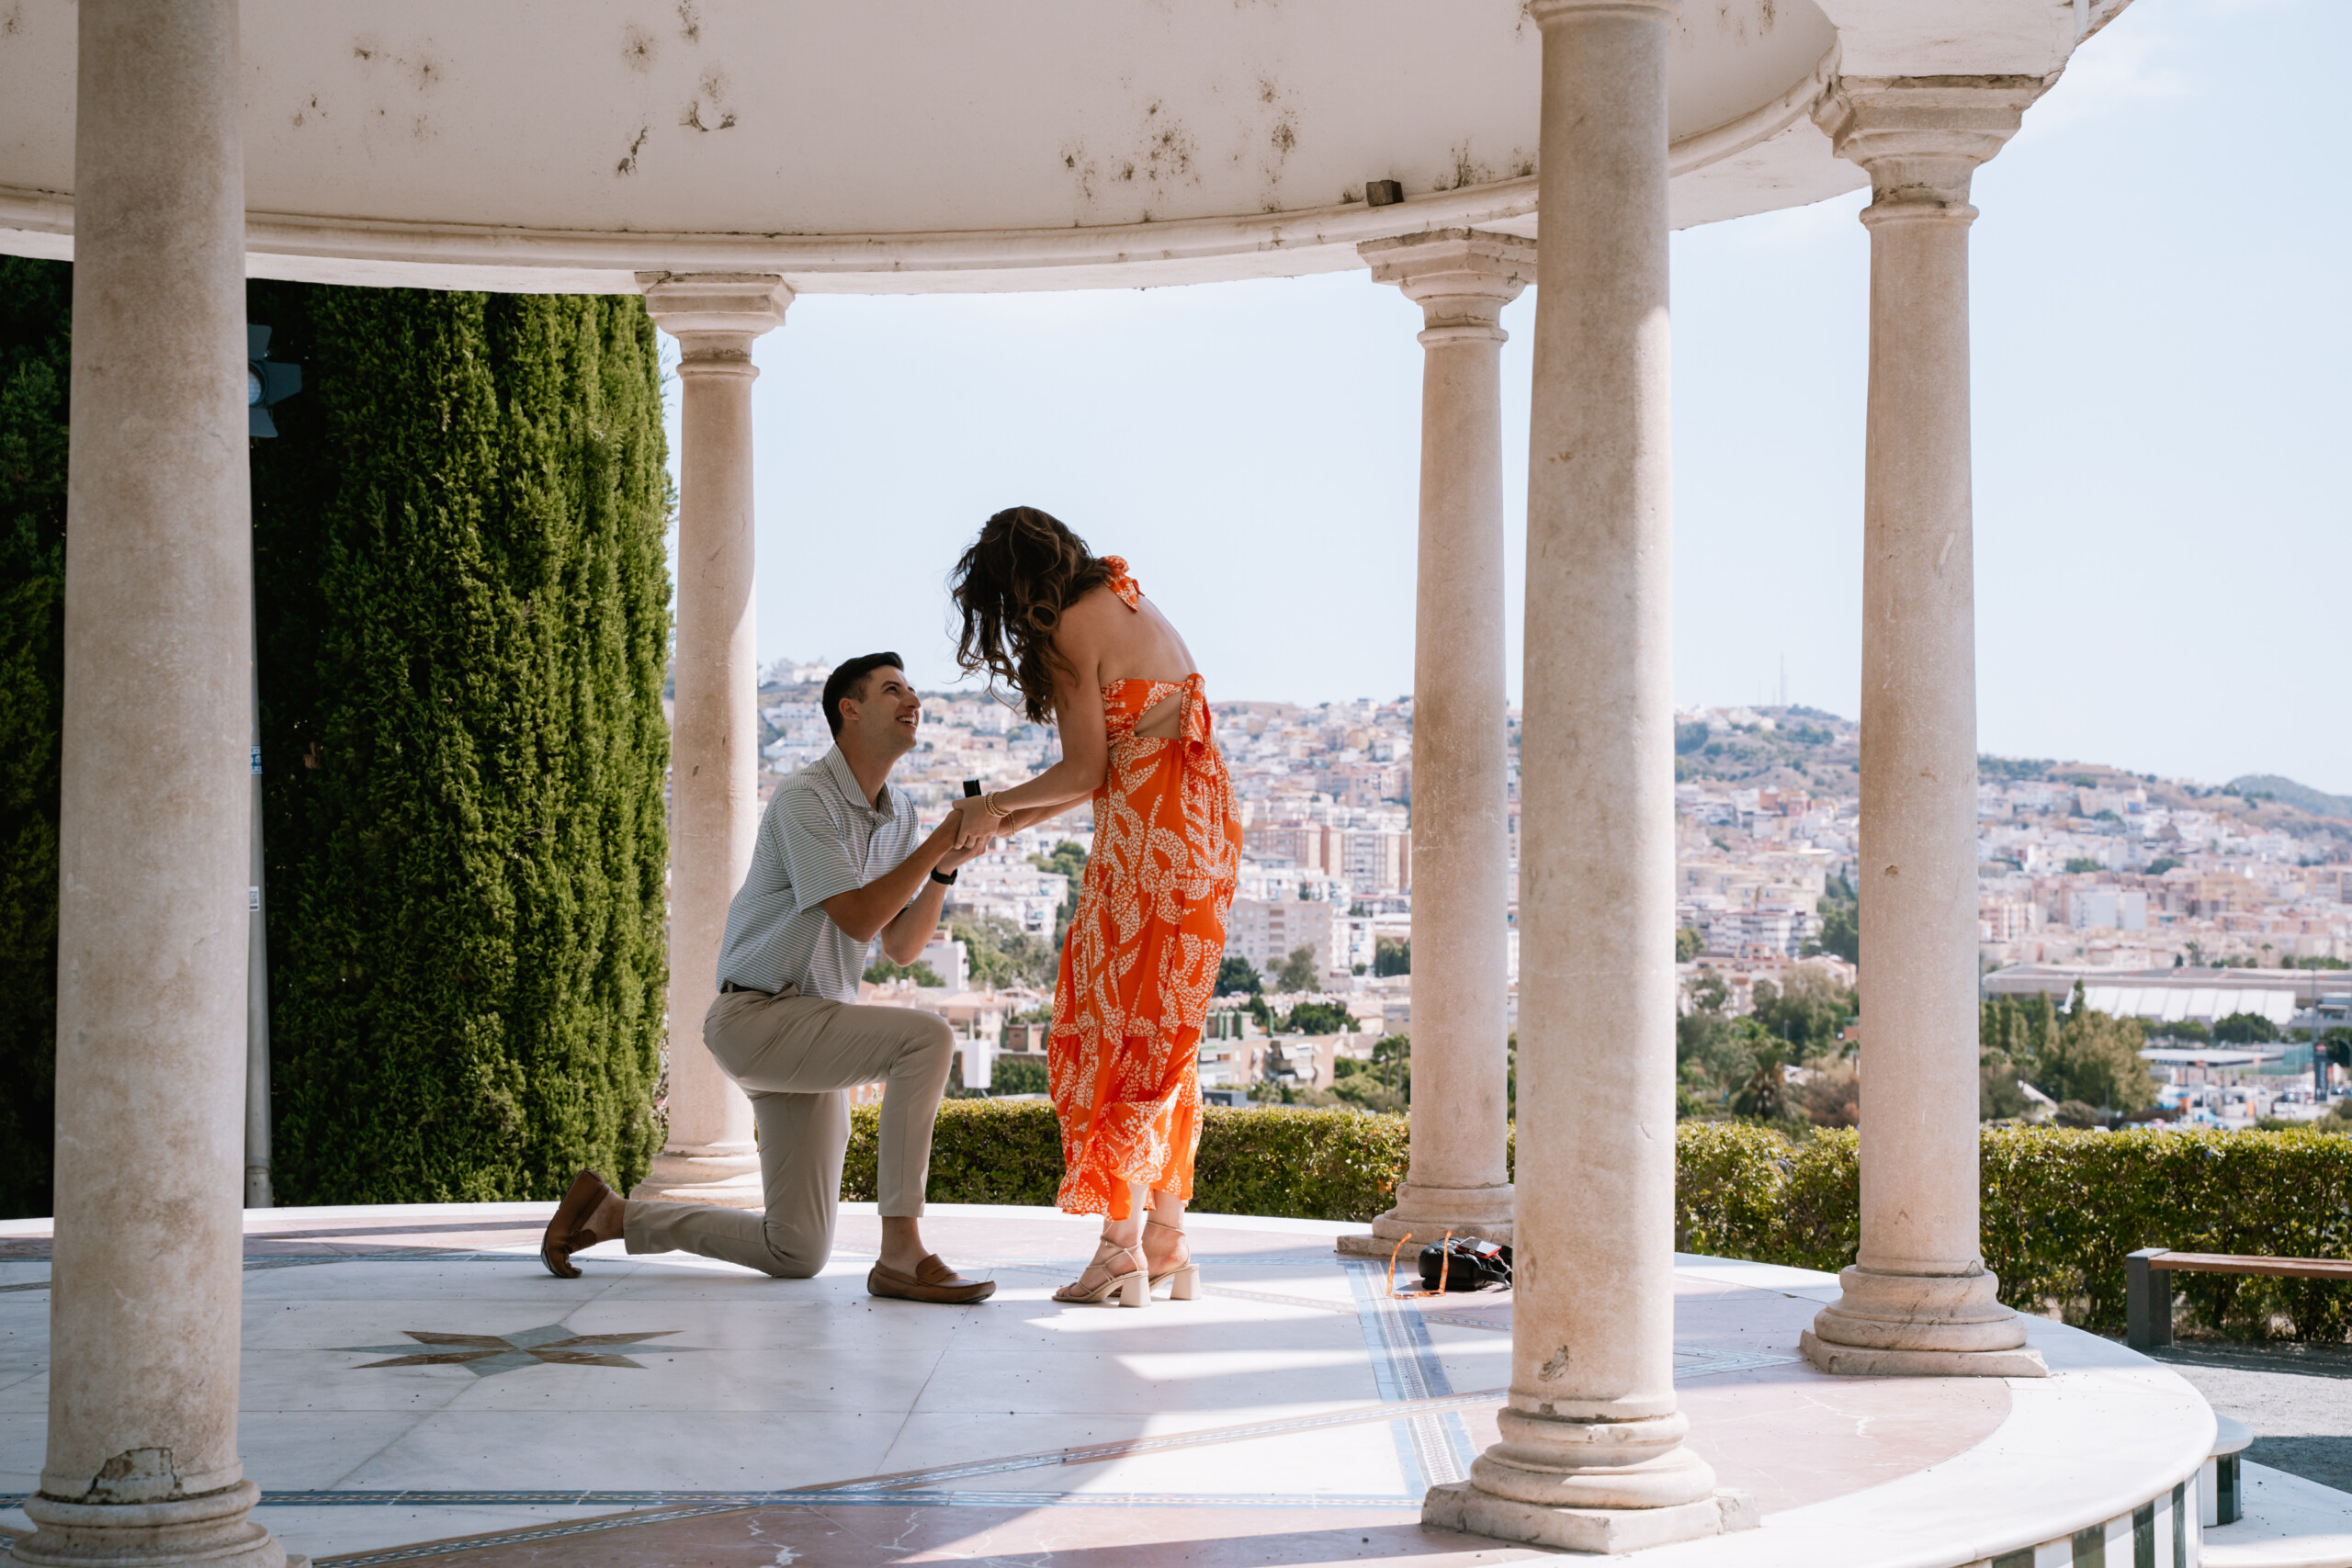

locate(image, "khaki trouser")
[[624, 986, 956, 1278]]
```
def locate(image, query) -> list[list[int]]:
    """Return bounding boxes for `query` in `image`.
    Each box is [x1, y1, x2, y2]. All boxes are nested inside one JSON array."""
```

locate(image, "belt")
[[719, 980, 775, 996]]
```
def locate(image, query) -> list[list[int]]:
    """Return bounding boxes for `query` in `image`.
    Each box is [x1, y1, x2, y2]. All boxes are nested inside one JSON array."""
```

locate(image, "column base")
[[1798, 1330, 2047, 1379], [630, 1146, 763, 1209], [12, 1481, 301, 1567], [1802, 1263, 2049, 1378], [1424, 1481, 1758, 1552], [1333, 1183, 1513, 1257]]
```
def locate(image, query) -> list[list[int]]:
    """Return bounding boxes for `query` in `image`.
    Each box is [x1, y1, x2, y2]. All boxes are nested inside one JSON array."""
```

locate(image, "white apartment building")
[[2065, 887, 2149, 931], [1698, 904, 1816, 960], [1333, 829, 1411, 895], [944, 845, 1069, 937], [1225, 897, 1340, 983], [760, 701, 831, 774]]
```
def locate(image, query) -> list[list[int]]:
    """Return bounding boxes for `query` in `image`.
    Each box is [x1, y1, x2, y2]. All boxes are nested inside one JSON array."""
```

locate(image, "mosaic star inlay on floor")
[[332, 1325, 688, 1377]]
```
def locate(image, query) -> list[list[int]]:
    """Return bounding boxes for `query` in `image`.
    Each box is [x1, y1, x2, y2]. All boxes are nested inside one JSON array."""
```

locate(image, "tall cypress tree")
[[0, 258, 70, 1220], [250, 284, 672, 1202]]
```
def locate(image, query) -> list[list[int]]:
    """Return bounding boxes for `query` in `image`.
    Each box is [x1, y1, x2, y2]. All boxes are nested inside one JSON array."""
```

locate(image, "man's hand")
[[938, 834, 992, 873]]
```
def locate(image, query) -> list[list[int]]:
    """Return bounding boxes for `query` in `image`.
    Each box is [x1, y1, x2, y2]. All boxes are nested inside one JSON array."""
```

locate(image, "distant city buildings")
[[752, 669, 2352, 1068]]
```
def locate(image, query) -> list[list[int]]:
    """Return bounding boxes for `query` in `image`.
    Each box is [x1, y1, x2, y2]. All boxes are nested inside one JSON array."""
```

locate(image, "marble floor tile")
[[234, 1410, 447, 1490], [0, 1413, 46, 1481], [329, 1409, 907, 1492], [911, 1345, 1380, 1417], [0, 1204, 2220, 1568], [439, 1345, 947, 1416], [259, 1501, 629, 1562], [317, 1500, 1544, 1565], [932, 1413, 1418, 1498]]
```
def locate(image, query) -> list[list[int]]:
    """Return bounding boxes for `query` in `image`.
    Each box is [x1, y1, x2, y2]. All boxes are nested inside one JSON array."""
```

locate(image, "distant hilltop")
[[2229, 775, 2352, 822], [1671, 705, 2351, 841]]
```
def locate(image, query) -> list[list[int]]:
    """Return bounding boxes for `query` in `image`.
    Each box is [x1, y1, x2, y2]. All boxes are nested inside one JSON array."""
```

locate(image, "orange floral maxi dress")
[[1049, 558, 1242, 1221]]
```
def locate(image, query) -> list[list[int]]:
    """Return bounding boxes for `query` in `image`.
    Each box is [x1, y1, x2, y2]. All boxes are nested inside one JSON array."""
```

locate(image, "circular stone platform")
[[0, 1202, 2216, 1565]]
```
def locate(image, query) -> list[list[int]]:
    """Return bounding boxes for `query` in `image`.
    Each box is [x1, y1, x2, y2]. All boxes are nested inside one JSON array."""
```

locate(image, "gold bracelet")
[[985, 791, 1012, 819]]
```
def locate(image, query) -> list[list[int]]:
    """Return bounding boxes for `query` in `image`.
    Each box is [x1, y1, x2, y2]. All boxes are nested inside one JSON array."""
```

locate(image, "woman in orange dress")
[[948, 506, 1241, 1307]]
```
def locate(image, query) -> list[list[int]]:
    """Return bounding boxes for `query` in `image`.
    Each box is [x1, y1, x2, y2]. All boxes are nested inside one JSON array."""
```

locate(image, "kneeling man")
[[544, 653, 995, 1303]]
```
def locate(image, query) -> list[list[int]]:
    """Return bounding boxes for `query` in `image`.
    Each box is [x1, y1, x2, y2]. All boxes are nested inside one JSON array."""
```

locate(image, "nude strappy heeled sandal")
[[1145, 1217, 1199, 1302], [1055, 1237, 1148, 1308]]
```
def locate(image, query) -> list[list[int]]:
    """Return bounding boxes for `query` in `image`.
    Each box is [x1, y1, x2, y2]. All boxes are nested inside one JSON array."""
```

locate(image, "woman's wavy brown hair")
[[950, 506, 1114, 725]]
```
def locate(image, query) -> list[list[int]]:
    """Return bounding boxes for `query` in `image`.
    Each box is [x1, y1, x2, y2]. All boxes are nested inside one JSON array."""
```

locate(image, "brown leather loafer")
[[541, 1169, 616, 1279], [867, 1254, 996, 1304]]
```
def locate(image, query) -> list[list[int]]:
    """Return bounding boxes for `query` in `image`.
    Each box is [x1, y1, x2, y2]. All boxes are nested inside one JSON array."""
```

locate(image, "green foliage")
[[1979, 755, 2054, 782], [0, 257, 70, 1219], [1275, 944, 1319, 992], [1373, 933, 1411, 976], [1981, 1126, 2352, 1339], [1674, 721, 1710, 755], [865, 959, 944, 987], [1749, 968, 1856, 1057], [2286, 956, 2350, 970], [1673, 1122, 1860, 1272], [2064, 857, 2106, 874], [840, 1100, 1413, 1222], [2213, 1010, 2282, 1044], [1216, 955, 1262, 995], [1980, 1055, 2030, 1121], [1675, 926, 1703, 963], [1980, 988, 2156, 1115], [2040, 1005, 2157, 1112], [952, 914, 1058, 990], [250, 282, 670, 1203], [1283, 1000, 1354, 1035], [846, 1105, 2352, 1339], [1676, 965, 1856, 1125], [988, 1055, 1049, 1096], [1028, 839, 1087, 940], [1680, 1122, 2352, 1341], [1808, 874, 1859, 963], [2146, 857, 2182, 877]]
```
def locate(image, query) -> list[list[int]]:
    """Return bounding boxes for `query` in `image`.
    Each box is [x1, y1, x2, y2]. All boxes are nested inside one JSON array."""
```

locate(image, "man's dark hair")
[[822, 652, 906, 739]]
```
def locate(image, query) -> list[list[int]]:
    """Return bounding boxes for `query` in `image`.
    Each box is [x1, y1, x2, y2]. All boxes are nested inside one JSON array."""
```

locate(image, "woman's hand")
[[950, 793, 999, 851]]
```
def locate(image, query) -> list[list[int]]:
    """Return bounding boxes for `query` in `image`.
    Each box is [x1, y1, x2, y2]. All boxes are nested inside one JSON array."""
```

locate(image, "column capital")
[[1814, 76, 2045, 214], [638, 272, 791, 367], [1523, 0, 1677, 25], [1361, 230, 1535, 342]]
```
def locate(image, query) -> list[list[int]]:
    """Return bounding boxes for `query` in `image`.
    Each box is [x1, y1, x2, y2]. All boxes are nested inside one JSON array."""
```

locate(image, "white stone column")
[[1799, 79, 2050, 1381], [635, 274, 789, 1207], [1346, 231, 1530, 1257], [21, 2, 293, 1564], [1427, 2, 1744, 1553]]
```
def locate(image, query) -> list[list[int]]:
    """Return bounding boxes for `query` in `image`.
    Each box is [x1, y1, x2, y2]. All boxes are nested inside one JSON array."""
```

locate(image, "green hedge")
[[0, 257, 69, 1221], [1673, 1122, 2352, 1339], [249, 282, 672, 1203], [843, 1100, 1409, 1222], [855, 1104, 2352, 1340]]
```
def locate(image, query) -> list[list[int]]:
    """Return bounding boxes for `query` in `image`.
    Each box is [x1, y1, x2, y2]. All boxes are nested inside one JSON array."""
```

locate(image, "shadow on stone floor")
[[302, 1507, 1523, 1567], [2149, 1341, 2352, 1495]]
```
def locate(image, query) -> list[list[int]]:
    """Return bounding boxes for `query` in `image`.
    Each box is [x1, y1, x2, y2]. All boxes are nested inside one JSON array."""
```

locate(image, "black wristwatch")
[[930, 867, 958, 886]]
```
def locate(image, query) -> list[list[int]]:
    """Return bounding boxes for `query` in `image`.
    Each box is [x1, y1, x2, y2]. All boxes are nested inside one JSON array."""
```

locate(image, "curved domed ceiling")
[[0, 0, 2113, 291]]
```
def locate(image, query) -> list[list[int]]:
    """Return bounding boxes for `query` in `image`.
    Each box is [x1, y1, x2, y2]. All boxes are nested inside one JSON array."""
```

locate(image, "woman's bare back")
[[1056, 581, 1198, 738]]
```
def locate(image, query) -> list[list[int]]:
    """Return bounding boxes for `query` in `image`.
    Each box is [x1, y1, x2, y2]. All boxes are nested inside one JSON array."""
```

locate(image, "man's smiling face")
[[840, 666, 921, 762]]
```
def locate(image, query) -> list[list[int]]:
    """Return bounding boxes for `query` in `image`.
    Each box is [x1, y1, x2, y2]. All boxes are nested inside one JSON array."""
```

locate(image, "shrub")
[[0, 256, 70, 1221], [849, 1104, 2352, 1342], [844, 1100, 1411, 1221], [251, 283, 671, 1203]]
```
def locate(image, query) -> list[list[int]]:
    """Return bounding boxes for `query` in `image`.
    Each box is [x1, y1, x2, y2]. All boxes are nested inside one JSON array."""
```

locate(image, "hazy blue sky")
[[669, 0, 2347, 794]]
